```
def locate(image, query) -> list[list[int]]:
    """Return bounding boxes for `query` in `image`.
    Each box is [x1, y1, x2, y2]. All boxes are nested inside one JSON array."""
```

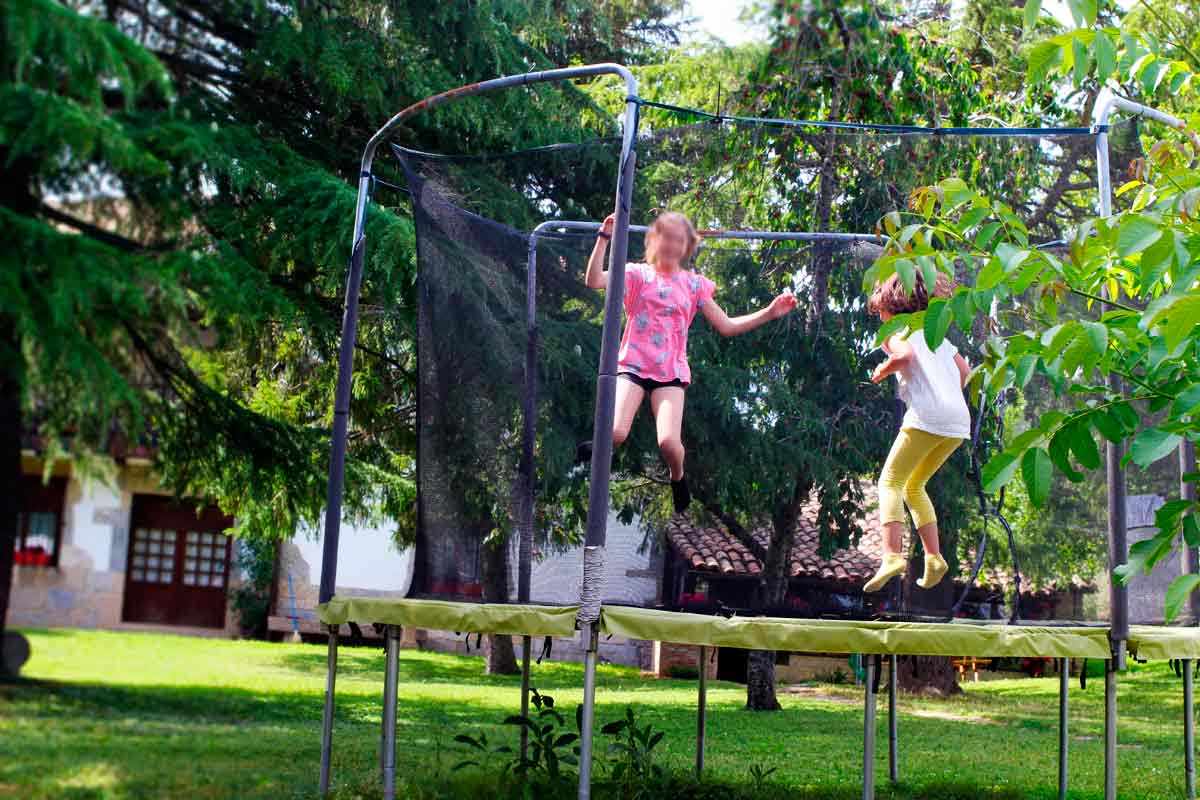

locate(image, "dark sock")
[[575, 440, 593, 465], [671, 476, 691, 514]]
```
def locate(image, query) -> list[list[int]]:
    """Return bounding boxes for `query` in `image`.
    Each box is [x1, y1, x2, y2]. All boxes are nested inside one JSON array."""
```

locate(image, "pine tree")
[[0, 0, 681, 673]]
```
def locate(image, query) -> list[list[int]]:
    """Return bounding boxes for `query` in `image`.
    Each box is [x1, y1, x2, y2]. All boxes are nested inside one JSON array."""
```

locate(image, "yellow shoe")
[[863, 554, 907, 593], [916, 554, 949, 589]]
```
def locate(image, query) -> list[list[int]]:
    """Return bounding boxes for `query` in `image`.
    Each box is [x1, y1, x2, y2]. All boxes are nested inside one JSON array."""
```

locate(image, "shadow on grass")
[[322, 770, 1037, 800], [277, 647, 617, 689], [2, 675, 323, 724]]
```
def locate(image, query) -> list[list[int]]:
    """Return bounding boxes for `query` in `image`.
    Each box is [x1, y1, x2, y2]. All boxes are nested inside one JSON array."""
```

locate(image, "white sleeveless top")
[[892, 333, 971, 439]]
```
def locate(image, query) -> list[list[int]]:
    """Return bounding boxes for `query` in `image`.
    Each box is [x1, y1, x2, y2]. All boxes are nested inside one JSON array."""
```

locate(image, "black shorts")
[[618, 372, 686, 392]]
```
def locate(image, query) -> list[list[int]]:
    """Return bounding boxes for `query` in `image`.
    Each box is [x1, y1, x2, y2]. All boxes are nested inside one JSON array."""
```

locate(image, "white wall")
[[517, 513, 658, 606], [291, 518, 414, 596]]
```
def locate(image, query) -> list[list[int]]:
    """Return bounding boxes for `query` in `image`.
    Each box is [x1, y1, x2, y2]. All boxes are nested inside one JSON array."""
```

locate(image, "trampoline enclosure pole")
[[582, 102, 639, 554], [696, 645, 708, 778], [1186, 659, 1196, 800], [1059, 658, 1069, 800], [863, 655, 877, 800], [1104, 660, 1117, 800], [888, 654, 898, 783], [1183, 440, 1200, 624], [319, 625, 339, 796], [578, 625, 600, 800], [1095, 103, 1129, 663], [1094, 97, 1186, 665], [382, 625, 400, 800], [520, 636, 532, 761]]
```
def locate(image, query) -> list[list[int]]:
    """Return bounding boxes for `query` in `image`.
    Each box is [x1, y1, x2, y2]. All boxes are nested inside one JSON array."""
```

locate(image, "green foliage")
[[455, 687, 580, 792], [1, 0, 685, 598], [230, 537, 277, 637], [867, 24, 1200, 617], [601, 706, 668, 799]]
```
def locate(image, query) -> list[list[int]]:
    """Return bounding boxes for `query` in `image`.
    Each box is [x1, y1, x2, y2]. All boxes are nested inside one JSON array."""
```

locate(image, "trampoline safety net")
[[392, 115, 1138, 611]]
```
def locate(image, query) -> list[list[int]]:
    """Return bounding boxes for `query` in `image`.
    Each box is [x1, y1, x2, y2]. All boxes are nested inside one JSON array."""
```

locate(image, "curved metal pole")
[[318, 63, 637, 605], [534, 220, 878, 242], [1094, 97, 1187, 670]]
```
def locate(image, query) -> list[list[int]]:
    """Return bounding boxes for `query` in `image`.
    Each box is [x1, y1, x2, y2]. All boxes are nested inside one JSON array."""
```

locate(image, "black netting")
[[392, 118, 1133, 614]]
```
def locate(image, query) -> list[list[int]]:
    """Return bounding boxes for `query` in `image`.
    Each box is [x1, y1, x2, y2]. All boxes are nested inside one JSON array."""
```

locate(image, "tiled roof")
[[666, 486, 907, 585], [666, 487, 1096, 593]]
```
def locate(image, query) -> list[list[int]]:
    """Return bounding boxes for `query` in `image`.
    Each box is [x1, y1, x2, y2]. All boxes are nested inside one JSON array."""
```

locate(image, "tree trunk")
[[0, 316, 23, 674], [744, 493, 807, 710], [895, 655, 962, 696], [481, 538, 519, 675], [0, 146, 31, 674], [746, 650, 780, 710]]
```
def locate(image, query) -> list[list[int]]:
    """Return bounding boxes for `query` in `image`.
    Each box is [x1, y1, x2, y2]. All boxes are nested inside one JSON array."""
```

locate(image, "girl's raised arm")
[[584, 213, 616, 289], [699, 291, 798, 337]]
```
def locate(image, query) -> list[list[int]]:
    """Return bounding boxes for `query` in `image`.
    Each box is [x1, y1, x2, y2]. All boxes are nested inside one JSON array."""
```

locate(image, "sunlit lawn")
[[0, 628, 1192, 798]]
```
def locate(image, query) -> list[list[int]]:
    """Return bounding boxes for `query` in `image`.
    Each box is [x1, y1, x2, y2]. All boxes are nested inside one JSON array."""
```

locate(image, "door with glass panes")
[[121, 494, 233, 628]]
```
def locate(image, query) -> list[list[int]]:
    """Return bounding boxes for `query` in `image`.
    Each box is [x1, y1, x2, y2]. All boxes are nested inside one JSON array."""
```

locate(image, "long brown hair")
[[867, 269, 955, 315], [644, 211, 701, 266]]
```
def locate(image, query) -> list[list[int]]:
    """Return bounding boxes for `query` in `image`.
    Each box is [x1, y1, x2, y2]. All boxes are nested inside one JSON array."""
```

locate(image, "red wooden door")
[[122, 495, 233, 629]]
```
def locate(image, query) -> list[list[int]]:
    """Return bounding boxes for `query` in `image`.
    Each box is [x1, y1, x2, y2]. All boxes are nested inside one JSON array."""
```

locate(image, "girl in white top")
[[862, 270, 972, 593]]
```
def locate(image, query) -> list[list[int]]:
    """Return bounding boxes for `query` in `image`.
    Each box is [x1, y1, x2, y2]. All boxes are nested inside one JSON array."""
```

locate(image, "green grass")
[[0, 628, 1191, 799]]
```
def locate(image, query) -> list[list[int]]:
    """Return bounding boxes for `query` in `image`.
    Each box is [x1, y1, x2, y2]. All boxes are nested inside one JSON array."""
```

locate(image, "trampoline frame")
[[316, 62, 1199, 800]]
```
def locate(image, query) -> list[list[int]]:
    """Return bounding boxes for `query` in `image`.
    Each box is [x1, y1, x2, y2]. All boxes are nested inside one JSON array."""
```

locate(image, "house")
[[9, 449, 411, 636]]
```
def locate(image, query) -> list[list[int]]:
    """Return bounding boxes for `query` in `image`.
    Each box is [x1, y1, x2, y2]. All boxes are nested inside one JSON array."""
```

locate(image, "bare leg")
[[649, 386, 686, 480], [915, 521, 940, 557], [882, 521, 905, 556], [612, 377, 645, 448]]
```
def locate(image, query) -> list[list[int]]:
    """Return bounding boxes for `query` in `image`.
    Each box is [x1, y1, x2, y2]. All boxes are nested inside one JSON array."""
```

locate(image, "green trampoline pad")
[[317, 598, 580, 638], [600, 606, 1114, 659], [1128, 625, 1200, 660]]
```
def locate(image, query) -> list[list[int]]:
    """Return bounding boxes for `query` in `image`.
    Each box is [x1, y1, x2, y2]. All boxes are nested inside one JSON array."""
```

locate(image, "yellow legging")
[[878, 427, 964, 528]]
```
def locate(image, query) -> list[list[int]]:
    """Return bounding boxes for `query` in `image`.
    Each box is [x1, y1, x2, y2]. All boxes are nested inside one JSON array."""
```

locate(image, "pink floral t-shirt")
[[616, 263, 716, 385]]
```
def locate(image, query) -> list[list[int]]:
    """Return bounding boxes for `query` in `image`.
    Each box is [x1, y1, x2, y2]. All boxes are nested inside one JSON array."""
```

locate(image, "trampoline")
[[313, 61, 1200, 800]]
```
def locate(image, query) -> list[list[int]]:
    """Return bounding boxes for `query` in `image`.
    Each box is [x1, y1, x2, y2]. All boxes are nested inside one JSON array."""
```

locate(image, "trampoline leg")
[[1059, 658, 1069, 800], [520, 635, 532, 762], [863, 655, 877, 800], [696, 645, 708, 779], [1186, 659, 1195, 800], [577, 624, 600, 800], [319, 625, 339, 797], [888, 654, 898, 784], [381, 625, 400, 800], [1104, 659, 1117, 800]]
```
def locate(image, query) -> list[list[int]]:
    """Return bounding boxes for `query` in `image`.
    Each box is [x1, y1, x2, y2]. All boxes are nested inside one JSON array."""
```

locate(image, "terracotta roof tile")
[[666, 485, 902, 586], [666, 485, 1098, 594]]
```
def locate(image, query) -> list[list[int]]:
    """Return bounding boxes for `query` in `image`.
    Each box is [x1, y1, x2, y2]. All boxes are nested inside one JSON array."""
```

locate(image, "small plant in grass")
[[601, 707, 667, 799], [747, 763, 778, 791], [454, 687, 579, 792], [504, 688, 580, 782], [452, 730, 513, 775]]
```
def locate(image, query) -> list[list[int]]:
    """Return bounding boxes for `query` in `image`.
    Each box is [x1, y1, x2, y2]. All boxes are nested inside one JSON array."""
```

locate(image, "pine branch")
[[37, 202, 175, 254]]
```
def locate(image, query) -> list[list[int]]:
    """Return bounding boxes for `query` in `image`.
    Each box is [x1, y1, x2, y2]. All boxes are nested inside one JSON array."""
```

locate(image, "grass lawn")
[[0, 628, 1192, 799]]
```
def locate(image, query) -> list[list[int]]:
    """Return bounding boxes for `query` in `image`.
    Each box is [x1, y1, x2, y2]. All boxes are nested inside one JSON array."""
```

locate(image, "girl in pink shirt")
[[585, 211, 798, 513]]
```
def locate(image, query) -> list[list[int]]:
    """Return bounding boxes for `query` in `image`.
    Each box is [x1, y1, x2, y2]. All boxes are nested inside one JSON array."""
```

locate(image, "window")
[[14, 476, 67, 568]]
